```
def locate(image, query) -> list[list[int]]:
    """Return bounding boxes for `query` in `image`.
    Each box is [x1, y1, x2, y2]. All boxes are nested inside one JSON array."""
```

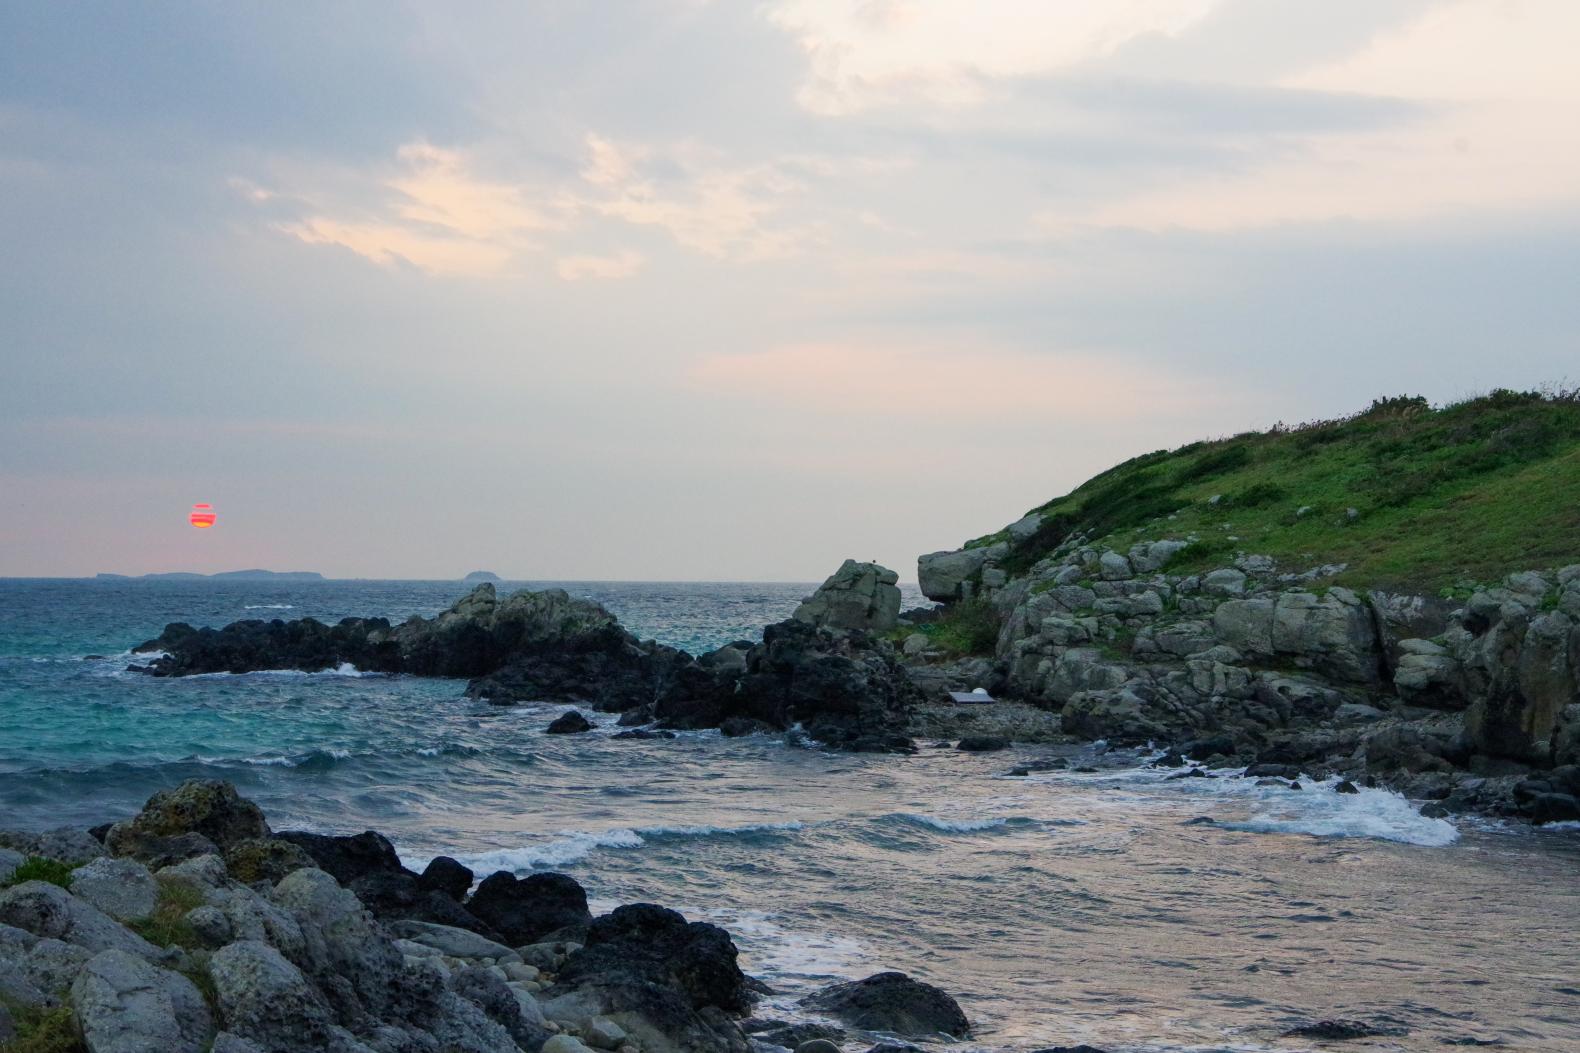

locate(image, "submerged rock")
[[546, 711, 595, 735]]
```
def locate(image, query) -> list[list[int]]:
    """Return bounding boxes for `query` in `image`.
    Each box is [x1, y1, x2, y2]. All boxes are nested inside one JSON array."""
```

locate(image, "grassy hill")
[[971, 390, 1580, 593]]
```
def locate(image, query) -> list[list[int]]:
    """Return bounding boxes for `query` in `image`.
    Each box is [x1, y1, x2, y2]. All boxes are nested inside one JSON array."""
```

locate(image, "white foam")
[[456, 819, 810, 872], [460, 829, 647, 871], [1538, 820, 1580, 832], [1128, 768, 1460, 847], [243, 604, 295, 610], [899, 813, 1009, 833]]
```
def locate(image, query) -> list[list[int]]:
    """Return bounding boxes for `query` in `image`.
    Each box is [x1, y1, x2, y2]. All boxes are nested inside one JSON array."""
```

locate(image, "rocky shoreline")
[[905, 533, 1580, 826], [0, 780, 971, 1053], [126, 546, 1580, 826]]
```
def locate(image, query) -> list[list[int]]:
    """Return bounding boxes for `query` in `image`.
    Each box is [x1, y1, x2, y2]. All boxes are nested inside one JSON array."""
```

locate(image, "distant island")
[[462, 570, 502, 582], [95, 569, 325, 581]]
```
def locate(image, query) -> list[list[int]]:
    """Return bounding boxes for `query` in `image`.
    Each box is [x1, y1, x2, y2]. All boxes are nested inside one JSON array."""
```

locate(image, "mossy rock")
[[222, 838, 314, 885]]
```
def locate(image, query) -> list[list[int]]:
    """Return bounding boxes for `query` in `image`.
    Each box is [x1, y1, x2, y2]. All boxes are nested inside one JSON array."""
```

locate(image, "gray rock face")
[[792, 560, 902, 634], [0, 827, 106, 865], [918, 547, 995, 603], [208, 940, 347, 1053], [20, 937, 93, 997], [0, 882, 163, 961], [71, 857, 160, 923], [71, 948, 212, 1053]]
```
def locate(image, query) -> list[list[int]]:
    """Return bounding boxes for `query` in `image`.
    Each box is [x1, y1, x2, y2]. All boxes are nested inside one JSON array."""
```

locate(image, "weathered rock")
[[792, 560, 902, 634], [224, 837, 316, 885], [71, 948, 212, 1053], [106, 781, 269, 867], [467, 871, 592, 947], [0, 827, 108, 866], [918, 548, 994, 603], [801, 972, 970, 1039], [19, 938, 93, 997], [70, 857, 160, 923], [0, 881, 163, 961], [208, 940, 349, 1053]]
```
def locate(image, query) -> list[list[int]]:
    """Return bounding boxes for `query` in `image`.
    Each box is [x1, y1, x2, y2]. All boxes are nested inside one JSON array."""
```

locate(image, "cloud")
[[689, 341, 1238, 419], [555, 249, 645, 281], [767, 0, 1224, 113]]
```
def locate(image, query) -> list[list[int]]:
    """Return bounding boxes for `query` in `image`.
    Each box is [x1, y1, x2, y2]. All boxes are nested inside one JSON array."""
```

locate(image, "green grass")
[[0, 1004, 85, 1053], [1, 858, 74, 890], [897, 599, 1003, 657], [126, 877, 206, 949], [985, 390, 1580, 590]]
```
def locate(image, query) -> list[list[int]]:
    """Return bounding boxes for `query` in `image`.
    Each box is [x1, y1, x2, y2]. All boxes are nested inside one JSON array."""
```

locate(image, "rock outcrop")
[[132, 569, 922, 753], [909, 532, 1580, 823], [791, 560, 902, 633]]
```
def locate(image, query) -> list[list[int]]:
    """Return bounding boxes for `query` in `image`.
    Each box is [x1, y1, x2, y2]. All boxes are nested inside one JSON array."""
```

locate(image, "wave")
[[185, 662, 379, 679], [243, 604, 295, 610], [895, 813, 1011, 833], [455, 819, 809, 872], [1208, 775, 1459, 847]]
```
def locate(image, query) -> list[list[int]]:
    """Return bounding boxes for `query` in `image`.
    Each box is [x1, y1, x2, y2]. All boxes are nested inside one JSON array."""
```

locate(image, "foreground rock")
[[0, 779, 820, 1053], [132, 565, 922, 752]]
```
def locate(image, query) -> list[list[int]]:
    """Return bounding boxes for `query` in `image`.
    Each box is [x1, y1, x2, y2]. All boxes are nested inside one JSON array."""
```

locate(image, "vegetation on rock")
[[0, 858, 73, 890], [974, 390, 1580, 589]]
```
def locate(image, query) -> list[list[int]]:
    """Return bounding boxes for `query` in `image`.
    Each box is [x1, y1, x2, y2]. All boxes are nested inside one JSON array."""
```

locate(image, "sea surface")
[[2, 578, 1579, 1052]]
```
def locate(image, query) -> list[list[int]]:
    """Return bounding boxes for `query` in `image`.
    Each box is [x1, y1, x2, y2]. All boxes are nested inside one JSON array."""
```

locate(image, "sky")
[[2, 1, 1578, 581]]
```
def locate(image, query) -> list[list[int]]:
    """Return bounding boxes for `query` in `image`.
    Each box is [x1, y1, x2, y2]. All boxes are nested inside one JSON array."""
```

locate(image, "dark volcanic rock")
[[661, 620, 920, 753], [801, 971, 970, 1038], [419, 856, 475, 900], [546, 710, 595, 734], [133, 578, 925, 753], [560, 903, 751, 1013], [279, 828, 499, 937], [957, 735, 1009, 752], [276, 830, 403, 884], [466, 871, 592, 946]]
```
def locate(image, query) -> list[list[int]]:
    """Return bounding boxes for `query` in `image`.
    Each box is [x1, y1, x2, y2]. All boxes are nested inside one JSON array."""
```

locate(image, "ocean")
[[2, 577, 1578, 1051]]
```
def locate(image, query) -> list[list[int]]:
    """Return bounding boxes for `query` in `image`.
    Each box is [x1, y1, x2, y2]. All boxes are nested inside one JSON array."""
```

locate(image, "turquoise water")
[[3, 578, 1579, 1051]]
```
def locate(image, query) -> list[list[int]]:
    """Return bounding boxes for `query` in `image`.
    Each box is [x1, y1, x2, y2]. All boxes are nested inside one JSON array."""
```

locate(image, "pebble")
[[504, 961, 540, 982]]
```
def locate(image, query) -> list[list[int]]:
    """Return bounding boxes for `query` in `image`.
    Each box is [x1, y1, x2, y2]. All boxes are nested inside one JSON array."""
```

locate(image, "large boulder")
[[800, 972, 970, 1038], [207, 940, 357, 1053], [0, 882, 163, 961], [559, 904, 751, 1013], [552, 904, 753, 1053], [71, 949, 212, 1053], [918, 548, 993, 603], [1464, 610, 1578, 761], [466, 871, 592, 946], [106, 781, 269, 865], [792, 561, 902, 634], [70, 857, 160, 923]]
